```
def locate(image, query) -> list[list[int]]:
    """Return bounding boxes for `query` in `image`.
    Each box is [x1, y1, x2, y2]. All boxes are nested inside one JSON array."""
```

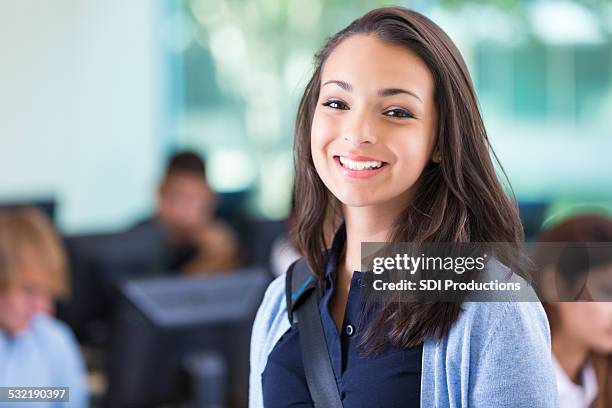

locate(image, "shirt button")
[[357, 278, 365, 287], [345, 324, 355, 337]]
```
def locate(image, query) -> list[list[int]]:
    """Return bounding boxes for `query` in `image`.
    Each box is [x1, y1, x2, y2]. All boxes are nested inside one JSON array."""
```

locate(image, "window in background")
[[169, 0, 612, 221]]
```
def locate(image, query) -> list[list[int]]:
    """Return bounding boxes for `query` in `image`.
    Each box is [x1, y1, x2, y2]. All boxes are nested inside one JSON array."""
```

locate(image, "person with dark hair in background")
[[132, 150, 240, 274], [534, 214, 612, 408], [0, 207, 88, 408]]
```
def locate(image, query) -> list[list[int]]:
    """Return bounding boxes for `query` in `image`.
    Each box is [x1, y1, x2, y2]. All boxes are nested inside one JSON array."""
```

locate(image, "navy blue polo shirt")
[[262, 226, 422, 407]]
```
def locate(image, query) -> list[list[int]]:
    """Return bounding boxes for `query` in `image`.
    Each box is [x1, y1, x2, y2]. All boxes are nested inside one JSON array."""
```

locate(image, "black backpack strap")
[[285, 258, 344, 408]]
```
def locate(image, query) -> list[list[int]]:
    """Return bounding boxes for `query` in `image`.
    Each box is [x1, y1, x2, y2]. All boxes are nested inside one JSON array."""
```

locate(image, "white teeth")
[[339, 156, 383, 171]]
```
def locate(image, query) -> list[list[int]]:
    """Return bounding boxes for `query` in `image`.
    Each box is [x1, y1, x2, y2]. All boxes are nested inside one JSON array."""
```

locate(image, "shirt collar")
[[552, 355, 598, 407], [325, 223, 347, 287]]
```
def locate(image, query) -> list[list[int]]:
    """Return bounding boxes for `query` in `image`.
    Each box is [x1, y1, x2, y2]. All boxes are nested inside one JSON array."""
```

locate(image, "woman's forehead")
[[320, 34, 434, 100]]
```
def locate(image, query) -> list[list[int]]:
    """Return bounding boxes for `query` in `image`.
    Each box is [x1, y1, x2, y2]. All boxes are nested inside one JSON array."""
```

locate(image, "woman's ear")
[[431, 147, 441, 163]]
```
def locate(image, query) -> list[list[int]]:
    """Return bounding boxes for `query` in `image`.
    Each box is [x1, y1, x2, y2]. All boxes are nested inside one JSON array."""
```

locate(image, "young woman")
[[250, 7, 557, 407], [535, 214, 612, 408]]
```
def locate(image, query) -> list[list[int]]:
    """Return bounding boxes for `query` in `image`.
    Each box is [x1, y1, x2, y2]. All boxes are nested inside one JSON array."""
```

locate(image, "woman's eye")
[[383, 108, 414, 119], [322, 100, 349, 110]]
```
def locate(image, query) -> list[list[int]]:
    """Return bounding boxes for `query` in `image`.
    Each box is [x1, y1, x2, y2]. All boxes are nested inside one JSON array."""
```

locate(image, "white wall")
[[0, 0, 165, 233]]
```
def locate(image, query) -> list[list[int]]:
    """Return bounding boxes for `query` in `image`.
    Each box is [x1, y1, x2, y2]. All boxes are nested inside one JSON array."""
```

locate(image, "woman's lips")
[[333, 155, 388, 179], [340, 153, 384, 162]]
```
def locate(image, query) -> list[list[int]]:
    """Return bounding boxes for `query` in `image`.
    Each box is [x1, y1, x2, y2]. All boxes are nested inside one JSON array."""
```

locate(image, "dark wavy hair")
[[291, 7, 525, 351]]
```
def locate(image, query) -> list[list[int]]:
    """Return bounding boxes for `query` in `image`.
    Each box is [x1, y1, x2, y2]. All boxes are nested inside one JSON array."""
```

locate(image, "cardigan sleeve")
[[249, 274, 288, 408], [469, 301, 559, 408]]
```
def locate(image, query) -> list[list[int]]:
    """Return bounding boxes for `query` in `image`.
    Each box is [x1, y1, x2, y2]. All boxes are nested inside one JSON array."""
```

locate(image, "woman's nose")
[[341, 111, 376, 146]]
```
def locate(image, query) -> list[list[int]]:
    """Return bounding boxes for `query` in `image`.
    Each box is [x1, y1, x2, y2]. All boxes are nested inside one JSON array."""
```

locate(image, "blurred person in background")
[[131, 150, 240, 274], [0, 207, 88, 408], [534, 213, 612, 408]]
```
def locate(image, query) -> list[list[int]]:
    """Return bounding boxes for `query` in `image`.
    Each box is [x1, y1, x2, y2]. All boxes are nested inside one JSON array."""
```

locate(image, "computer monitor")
[[0, 197, 57, 223], [216, 190, 250, 239], [59, 224, 167, 345], [244, 219, 287, 270], [106, 268, 270, 408]]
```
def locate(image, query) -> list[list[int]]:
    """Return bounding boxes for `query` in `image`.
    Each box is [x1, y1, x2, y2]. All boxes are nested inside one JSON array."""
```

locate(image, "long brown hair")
[[291, 7, 524, 351]]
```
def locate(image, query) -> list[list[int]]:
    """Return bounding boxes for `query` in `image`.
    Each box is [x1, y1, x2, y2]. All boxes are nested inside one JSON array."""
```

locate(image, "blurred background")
[[1, 0, 611, 407], [1, 0, 611, 233]]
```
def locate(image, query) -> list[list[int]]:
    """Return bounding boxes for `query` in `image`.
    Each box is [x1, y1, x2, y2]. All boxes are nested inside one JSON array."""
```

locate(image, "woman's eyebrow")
[[378, 88, 423, 103], [322, 80, 353, 92]]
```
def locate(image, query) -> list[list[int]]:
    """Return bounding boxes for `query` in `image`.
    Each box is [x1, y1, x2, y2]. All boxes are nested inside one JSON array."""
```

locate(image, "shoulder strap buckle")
[[285, 258, 317, 324]]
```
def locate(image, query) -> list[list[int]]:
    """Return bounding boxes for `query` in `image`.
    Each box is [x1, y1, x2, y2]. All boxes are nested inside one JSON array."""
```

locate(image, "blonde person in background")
[[0, 207, 88, 408], [534, 214, 612, 408]]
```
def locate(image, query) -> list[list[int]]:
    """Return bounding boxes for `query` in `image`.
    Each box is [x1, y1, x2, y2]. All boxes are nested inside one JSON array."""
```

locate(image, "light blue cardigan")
[[249, 271, 559, 407]]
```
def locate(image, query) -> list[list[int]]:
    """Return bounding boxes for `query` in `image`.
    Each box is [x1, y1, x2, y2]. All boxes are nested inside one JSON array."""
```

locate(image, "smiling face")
[[310, 34, 438, 212]]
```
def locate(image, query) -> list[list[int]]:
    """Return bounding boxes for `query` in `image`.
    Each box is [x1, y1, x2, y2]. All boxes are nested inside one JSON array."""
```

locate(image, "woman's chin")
[[334, 191, 386, 208]]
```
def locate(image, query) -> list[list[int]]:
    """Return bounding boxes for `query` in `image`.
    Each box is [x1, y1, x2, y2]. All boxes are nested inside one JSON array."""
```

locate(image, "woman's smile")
[[333, 154, 389, 179]]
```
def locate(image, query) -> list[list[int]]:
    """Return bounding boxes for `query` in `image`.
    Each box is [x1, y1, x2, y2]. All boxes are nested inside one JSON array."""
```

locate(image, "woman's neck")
[[552, 333, 590, 384], [340, 204, 403, 278]]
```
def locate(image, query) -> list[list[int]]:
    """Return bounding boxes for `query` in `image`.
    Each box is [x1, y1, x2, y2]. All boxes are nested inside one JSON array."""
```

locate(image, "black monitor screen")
[[106, 268, 269, 408]]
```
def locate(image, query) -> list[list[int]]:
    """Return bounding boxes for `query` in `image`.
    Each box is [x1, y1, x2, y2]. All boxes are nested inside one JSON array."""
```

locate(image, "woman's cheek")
[[391, 140, 430, 177], [311, 113, 339, 169], [311, 111, 339, 146]]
